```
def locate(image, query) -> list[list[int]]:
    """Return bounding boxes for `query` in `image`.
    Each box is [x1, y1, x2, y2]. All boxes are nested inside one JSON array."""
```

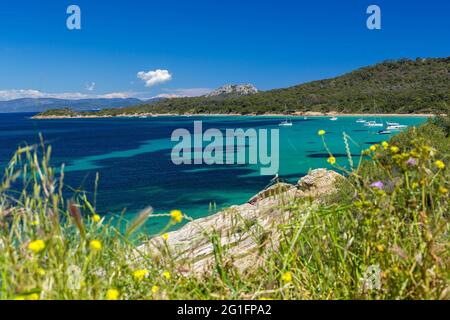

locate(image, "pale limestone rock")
[[206, 84, 258, 97], [297, 168, 343, 198], [136, 169, 343, 275]]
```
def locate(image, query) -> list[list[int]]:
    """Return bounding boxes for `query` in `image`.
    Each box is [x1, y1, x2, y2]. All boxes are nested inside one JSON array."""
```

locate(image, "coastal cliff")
[[138, 169, 343, 274]]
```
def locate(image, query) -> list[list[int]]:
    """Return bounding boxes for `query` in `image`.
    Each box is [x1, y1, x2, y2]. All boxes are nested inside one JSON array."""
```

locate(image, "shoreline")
[[32, 112, 434, 120]]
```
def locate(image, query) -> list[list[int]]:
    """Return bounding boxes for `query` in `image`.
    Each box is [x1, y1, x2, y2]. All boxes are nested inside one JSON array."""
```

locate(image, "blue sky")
[[0, 0, 449, 100]]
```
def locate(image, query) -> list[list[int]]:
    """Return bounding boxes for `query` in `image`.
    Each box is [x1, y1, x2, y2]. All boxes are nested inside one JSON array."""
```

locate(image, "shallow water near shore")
[[0, 113, 427, 234]]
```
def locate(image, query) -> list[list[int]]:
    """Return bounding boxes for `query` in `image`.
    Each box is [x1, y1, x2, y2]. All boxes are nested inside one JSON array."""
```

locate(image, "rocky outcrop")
[[297, 168, 343, 199], [206, 84, 258, 97], [137, 169, 343, 274]]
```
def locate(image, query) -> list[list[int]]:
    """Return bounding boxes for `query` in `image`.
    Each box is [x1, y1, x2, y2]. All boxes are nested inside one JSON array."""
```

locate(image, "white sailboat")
[[364, 102, 384, 127], [279, 106, 293, 127], [279, 115, 293, 127]]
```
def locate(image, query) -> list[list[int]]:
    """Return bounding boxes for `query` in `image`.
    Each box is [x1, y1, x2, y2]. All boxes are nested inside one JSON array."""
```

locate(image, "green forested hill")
[[39, 57, 450, 117]]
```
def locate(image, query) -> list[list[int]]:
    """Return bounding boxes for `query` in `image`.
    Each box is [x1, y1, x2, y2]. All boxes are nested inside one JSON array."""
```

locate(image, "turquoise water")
[[0, 113, 427, 233]]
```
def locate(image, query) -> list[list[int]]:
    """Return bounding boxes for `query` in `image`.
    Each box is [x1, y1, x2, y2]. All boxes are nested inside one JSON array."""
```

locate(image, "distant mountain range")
[[0, 97, 162, 113]]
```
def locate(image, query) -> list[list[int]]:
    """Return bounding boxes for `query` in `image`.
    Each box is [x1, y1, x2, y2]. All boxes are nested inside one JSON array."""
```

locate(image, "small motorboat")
[[378, 130, 392, 135], [356, 118, 366, 123], [387, 124, 408, 131], [330, 117, 338, 121]]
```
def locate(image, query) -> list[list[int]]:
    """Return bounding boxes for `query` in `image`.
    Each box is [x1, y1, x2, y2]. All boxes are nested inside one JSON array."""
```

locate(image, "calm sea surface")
[[0, 113, 427, 233]]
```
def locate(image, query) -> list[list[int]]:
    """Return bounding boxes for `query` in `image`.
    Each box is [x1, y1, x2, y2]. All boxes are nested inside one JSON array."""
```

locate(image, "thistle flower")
[[370, 181, 384, 190], [28, 240, 45, 254], [170, 210, 183, 223], [406, 158, 418, 167]]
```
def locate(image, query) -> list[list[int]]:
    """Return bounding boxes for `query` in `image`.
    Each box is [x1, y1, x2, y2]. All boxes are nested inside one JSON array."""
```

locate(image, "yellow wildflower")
[[28, 293, 40, 300], [133, 269, 149, 282], [37, 268, 46, 276], [381, 141, 389, 150], [318, 130, 326, 136], [89, 240, 102, 251], [411, 182, 419, 190], [281, 271, 292, 283], [170, 210, 183, 223], [106, 289, 120, 300], [376, 244, 385, 252], [390, 146, 400, 153], [435, 160, 445, 170], [162, 271, 171, 280], [162, 233, 169, 241], [439, 186, 448, 195], [28, 240, 45, 254], [327, 156, 336, 165], [92, 214, 101, 223], [151, 285, 159, 294], [369, 145, 378, 152]]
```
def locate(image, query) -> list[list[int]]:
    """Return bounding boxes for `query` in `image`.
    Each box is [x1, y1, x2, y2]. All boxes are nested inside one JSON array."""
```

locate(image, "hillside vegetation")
[[37, 57, 450, 117], [0, 117, 448, 300]]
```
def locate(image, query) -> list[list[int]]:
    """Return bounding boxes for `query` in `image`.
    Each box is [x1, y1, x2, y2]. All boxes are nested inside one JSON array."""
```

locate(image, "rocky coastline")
[[137, 169, 343, 275]]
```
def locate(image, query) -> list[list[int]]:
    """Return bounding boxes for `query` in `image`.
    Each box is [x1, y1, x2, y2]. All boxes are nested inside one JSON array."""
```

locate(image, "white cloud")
[[0, 89, 132, 101], [85, 82, 96, 91], [137, 69, 172, 87]]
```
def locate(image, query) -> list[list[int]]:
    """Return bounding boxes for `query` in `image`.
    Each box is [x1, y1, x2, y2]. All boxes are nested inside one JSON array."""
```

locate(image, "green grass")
[[0, 123, 448, 300]]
